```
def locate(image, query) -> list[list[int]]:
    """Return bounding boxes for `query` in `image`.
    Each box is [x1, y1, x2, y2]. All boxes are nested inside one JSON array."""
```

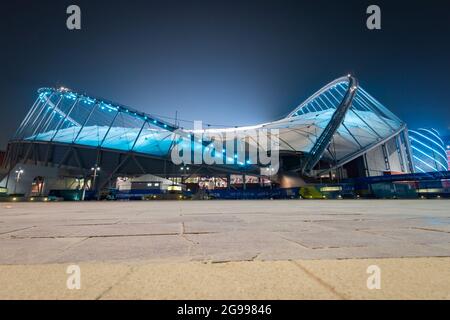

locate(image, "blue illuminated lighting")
[[410, 136, 447, 165], [411, 129, 447, 154], [409, 128, 448, 173], [84, 98, 95, 105], [412, 154, 439, 172], [422, 128, 445, 145], [411, 145, 447, 169]]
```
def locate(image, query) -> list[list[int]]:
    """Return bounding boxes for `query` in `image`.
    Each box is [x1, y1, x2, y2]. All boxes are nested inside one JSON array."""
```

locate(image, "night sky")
[[1, 0, 450, 149]]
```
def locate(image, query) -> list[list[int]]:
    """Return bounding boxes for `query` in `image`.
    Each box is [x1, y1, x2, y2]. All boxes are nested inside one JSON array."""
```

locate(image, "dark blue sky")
[[1, 0, 450, 148]]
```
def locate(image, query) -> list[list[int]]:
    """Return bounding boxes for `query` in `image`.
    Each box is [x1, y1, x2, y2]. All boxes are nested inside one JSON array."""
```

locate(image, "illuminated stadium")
[[1, 75, 416, 198]]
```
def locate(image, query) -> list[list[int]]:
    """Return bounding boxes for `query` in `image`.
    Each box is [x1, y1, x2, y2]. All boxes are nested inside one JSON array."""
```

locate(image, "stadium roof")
[[12, 75, 406, 177]]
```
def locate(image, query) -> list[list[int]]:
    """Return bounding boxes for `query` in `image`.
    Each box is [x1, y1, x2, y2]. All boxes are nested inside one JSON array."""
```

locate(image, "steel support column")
[[301, 76, 358, 176]]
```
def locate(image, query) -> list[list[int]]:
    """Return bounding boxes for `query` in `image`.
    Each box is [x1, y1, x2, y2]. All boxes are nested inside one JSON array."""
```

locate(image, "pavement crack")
[[56, 223, 119, 227], [10, 231, 215, 240], [0, 226, 35, 236], [412, 227, 450, 234], [179, 222, 198, 258], [50, 237, 90, 261], [210, 253, 261, 264], [95, 265, 137, 300], [250, 253, 260, 261], [290, 261, 347, 300], [278, 235, 310, 249]]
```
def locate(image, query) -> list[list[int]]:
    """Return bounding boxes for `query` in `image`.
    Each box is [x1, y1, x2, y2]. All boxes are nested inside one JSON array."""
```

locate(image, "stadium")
[[1, 75, 433, 200]]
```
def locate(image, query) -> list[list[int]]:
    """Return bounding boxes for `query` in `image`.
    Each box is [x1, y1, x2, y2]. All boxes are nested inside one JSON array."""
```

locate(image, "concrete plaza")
[[0, 200, 450, 299]]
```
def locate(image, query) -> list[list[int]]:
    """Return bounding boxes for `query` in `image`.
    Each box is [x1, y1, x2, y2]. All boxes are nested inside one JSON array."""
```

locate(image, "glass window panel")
[[34, 110, 61, 141], [24, 93, 61, 140], [36, 96, 76, 140], [133, 121, 175, 156], [55, 98, 95, 143], [68, 99, 93, 126], [18, 96, 47, 140], [74, 101, 118, 147], [357, 89, 402, 126], [328, 134, 360, 161], [102, 111, 145, 151], [340, 108, 381, 152]]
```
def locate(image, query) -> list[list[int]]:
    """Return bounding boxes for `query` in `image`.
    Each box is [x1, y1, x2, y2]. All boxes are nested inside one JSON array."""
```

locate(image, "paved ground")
[[1, 258, 450, 299], [1, 200, 450, 264], [1, 200, 450, 299]]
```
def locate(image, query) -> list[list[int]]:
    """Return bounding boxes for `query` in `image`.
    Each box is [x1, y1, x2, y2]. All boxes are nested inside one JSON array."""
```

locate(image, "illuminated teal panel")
[[409, 128, 448, 172]]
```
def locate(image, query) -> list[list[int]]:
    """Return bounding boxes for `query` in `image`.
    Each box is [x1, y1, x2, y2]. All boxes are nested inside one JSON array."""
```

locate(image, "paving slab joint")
[[290, 260, 347, 300], [95, 265, 137, 300]]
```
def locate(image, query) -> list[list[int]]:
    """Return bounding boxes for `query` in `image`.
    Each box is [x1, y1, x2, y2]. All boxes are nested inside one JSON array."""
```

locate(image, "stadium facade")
[[1, 75, 415, 197], [444, 135, 450, 170], [409, 128, 448, 173]]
